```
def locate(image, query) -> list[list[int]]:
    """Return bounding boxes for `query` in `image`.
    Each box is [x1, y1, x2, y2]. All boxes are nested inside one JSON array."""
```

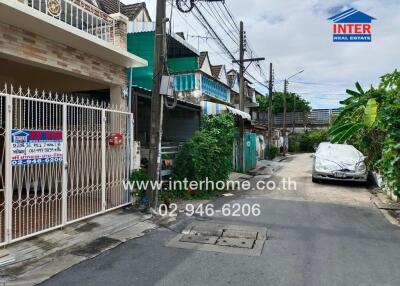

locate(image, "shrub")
[[129, 169, 149, 200], [288, 134, 301, 153], [173, 114, 237, 196], [266, 146, 279, 160], [298, 130, 330, 152]]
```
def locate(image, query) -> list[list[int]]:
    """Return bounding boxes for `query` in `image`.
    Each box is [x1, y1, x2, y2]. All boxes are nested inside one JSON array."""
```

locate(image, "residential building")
[[127, 22, 202, 149], [227, 69, 259, 115]]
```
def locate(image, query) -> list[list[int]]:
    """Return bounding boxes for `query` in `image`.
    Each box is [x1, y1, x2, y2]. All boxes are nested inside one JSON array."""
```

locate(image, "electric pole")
[[239, 21, 245, 112], [292, 94, 296, 133], [267, 63, 274, 156], [234, 21, 265, 171], [238, 21, 245, 172], [283, 79, 288, 156], [148, 0, 167, 209], [285, 69, 304, 136]]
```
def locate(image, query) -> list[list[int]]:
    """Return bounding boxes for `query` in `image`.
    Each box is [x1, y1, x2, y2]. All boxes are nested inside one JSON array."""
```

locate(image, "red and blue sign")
[[11, 130, 63, 166], [328, 8, 376, 42]]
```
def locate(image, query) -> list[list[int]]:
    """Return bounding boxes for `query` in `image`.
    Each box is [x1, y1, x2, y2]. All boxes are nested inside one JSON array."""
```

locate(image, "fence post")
[[129, 114, 134, 172], [62, 104, 68, 225], [4, 92, 13, 243], [101, 110, 106, 211]]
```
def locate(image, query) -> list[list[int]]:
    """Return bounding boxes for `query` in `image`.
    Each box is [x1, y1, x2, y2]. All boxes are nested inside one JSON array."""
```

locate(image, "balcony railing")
[[22, 0, 116, 44], [201, 74, 229, 103]]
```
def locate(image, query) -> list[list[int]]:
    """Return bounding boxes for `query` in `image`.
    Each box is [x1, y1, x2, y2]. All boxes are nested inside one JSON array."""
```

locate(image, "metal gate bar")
[[0, 94, 6, 244]]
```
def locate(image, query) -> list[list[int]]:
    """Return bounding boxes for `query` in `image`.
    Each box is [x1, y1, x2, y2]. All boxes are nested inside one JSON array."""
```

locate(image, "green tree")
[[256, 92, 311, 113], [330, 70, 400, 195]]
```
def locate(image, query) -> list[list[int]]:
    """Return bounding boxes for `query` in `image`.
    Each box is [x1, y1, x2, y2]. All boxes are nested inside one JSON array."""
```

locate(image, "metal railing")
[[23, 0, 116, 44], [254, 109, 342, 127]]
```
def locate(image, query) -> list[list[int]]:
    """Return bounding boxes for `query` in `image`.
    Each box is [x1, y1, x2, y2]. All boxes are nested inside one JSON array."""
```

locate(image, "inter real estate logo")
[[328, 8, 376, 42]]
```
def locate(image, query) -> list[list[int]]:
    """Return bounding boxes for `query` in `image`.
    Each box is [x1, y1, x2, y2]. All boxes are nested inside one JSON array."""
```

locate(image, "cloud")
[[125, 0, 400, 109]]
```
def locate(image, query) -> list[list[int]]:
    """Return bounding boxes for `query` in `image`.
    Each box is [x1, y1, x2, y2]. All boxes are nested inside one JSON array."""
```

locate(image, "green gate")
[[233, 133, 257, 172], [245, 132, 257, 170]]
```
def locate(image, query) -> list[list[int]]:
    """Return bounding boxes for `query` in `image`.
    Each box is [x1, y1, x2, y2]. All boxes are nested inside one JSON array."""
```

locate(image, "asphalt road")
[[41, 154, 400, 286]]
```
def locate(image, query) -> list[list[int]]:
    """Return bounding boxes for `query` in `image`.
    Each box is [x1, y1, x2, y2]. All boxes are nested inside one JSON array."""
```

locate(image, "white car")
[[312, 143, 368, 183]]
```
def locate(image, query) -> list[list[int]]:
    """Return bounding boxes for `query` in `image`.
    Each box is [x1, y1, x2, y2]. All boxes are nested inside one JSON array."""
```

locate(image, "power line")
[[217, 2, 269, 84], [221, 2, 240, 31], [199, 2, 239, 46], [169, 0, 268, 88], [214, 2, 240, 35], [192, 5, 236, 61], [171, 5, 237, 63]]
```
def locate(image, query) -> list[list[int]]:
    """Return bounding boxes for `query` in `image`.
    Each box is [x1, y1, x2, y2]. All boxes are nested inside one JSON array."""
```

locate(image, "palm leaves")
[[364, 98, 378, 127], [329, 83, 378, 143]]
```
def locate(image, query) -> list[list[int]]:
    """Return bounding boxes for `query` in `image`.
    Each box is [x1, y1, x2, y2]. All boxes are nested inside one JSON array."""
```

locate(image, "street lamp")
[[287, 70, 304, 81], [288, 70, 304, 133], [283, 70, 304, 156]]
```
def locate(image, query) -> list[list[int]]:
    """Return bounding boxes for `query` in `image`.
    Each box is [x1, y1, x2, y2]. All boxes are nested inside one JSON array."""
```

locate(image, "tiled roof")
[[199, 51, 208, 68], [96, 0, 150, 21], [122, 3, 149, 21], [211, 65, 223, 79]]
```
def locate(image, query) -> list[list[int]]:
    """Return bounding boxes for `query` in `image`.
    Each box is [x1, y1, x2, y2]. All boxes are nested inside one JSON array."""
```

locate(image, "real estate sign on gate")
[[11, 130, 63, 166]]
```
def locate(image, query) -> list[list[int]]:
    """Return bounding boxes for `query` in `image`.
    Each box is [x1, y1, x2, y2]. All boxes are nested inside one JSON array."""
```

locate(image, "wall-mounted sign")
[[47, 0, 61, 17], [11, 130, 63, 166]]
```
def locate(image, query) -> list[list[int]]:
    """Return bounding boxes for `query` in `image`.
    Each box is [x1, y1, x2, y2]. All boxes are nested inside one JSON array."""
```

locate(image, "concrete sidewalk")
[[0, 207, 157, 286]]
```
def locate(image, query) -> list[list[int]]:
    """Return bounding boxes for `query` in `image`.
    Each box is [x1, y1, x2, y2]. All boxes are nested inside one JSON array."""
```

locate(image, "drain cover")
[[180, 235, 219, 245], [216, 237, 255, 249], [222, 229, 258, 240], [167, 222, 267, 256]]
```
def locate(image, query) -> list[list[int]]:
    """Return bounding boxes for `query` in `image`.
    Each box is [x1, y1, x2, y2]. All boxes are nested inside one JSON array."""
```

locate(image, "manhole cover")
[[222, 229, 258, 240], [180, 235, 219, 245], [167, 222, 267, 256], [216, 237, 255, 249]]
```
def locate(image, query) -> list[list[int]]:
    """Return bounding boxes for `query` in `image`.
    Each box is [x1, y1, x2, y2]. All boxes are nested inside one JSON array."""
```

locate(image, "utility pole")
[[234, 21, 265, 172], [267, 63, 274, 156], [292, 94, 296, 133], [283, 79, 288, 156], [238, 21, 245, 172], [283, 69, 304, 155], [148, 0, 167, 210], [239, 21, 245, 112]]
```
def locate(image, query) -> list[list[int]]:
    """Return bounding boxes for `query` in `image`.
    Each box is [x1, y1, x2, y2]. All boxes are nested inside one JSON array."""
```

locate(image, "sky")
[[125, 0, 400, 109]]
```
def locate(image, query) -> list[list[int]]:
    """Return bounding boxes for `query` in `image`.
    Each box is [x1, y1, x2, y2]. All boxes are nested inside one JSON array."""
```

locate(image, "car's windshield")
[[317, 144, 359, 159]]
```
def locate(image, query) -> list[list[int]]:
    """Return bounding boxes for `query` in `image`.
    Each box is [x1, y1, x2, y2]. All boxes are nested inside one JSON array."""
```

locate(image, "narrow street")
[[41, 154, 400, 286]]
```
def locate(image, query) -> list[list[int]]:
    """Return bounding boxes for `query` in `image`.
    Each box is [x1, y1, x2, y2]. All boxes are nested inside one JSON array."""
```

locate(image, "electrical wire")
[[168, 0, 269, 90], [199, 2, 239, 46]]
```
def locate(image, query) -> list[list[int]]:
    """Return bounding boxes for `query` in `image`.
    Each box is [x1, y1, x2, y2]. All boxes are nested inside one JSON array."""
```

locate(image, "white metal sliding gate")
[[0, 85, 133, 246]]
